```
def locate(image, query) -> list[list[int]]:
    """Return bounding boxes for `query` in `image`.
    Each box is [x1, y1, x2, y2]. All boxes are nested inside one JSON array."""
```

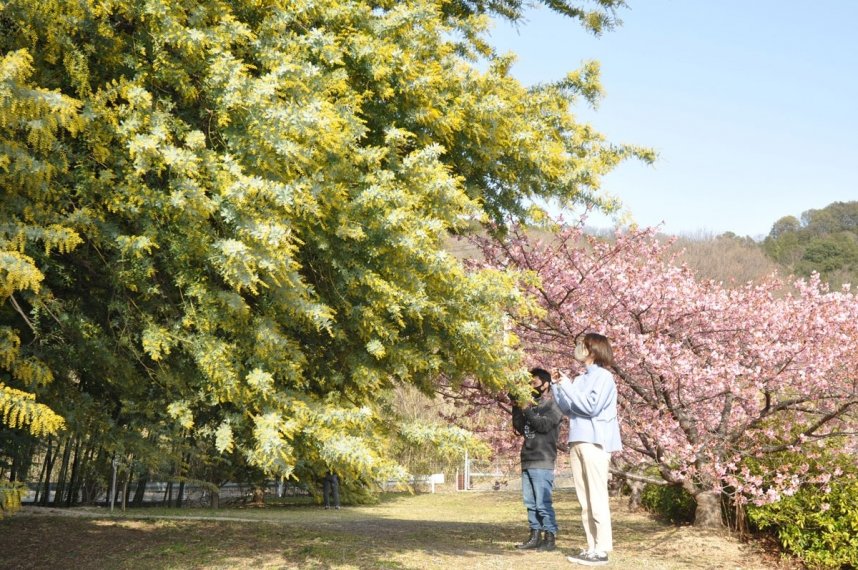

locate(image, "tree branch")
[[8, 294, 36, 333], [609, 468, 668, 486], [742, 399, 858, 456]]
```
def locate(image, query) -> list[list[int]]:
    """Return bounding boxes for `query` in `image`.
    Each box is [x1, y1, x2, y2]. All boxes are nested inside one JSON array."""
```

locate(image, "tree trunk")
[[693, 490, 724, 528], [32, 439, 50, 505], [122, 466, 132, 511], [52, 436, 73, 507], [39, 438, 56, 506], [177, 479, 185, 508], [65, 437, 83, 507], [176, 452, 189, 508], [79, 446, 103, 505], [76, 443, 98, 505], [132, 470, 149, 507], [627, 480, 646, 511]]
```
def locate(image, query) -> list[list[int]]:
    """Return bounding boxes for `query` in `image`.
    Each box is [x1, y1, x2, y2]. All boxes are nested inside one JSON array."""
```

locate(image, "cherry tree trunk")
[[693, 490, 724, 528], [627, 480, 646, 511]]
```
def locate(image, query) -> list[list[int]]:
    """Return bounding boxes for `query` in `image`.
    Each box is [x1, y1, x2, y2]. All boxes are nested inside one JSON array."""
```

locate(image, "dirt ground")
[[0, 490, 800, 569]]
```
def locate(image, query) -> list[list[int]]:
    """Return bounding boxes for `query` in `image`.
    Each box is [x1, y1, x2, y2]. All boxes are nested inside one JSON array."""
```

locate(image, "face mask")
[[531, 385, 545, 400], [574, 342, 589, 362]]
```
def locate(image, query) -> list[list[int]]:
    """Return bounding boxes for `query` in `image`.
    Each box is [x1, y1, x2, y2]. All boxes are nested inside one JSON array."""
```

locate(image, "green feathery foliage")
[[0, 0, 648, 484]]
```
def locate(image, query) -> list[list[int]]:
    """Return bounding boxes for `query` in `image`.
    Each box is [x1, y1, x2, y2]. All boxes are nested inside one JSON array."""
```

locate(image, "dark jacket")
[[512, 395, 564, 470]]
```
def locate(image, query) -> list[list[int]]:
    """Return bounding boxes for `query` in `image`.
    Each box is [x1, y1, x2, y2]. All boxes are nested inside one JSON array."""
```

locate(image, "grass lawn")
[[0, 489, 796, 569]]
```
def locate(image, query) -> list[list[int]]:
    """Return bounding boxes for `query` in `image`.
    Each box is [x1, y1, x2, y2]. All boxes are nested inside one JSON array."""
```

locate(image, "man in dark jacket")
[[323, 471, 340, 509], [512, 367, 564, 552]]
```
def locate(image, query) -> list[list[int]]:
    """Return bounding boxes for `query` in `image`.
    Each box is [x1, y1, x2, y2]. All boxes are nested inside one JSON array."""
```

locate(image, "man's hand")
[[553, 370, 572, 384]]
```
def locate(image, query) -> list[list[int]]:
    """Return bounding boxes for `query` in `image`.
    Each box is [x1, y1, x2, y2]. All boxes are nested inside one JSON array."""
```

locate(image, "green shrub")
[[747, 473, 858, 569], [0, 479, 25, 519], [744, 449, 858, 570], [640, 483, 696, 524]]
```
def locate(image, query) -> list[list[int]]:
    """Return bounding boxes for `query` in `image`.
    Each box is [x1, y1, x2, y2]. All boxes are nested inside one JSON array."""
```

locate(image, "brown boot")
[[515, 529, 542, 550]]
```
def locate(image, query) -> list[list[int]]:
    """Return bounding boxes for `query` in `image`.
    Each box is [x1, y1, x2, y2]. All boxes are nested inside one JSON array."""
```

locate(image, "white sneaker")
[[567, 552, 609, 566]]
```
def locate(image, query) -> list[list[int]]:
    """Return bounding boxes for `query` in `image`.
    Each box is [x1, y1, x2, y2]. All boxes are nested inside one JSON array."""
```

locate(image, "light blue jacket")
[[551, 364, 622, 453]]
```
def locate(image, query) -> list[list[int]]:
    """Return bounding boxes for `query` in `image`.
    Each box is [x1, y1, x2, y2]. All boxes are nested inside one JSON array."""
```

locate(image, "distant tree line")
[[763, 201, 858, 289]]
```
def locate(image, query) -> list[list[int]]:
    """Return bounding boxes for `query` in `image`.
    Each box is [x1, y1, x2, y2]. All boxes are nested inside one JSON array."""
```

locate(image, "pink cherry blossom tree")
[[472, 221, 858, 527]]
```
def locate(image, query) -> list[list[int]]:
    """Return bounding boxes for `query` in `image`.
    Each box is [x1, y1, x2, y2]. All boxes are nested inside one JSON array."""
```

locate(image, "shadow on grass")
[[4, 491, 736, 570], [0, 502, 557, 570]]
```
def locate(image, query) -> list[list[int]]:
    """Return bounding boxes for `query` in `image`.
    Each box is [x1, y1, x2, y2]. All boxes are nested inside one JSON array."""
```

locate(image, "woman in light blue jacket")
[[551, 333, 621, 567]]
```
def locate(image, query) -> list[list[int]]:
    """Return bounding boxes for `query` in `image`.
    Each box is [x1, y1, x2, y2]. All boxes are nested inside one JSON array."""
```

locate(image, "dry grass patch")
[[0, 490, 797, 569]]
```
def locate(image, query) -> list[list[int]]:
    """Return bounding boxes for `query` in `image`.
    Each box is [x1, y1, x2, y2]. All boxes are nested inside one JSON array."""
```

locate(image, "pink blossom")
[[473, 221, 858, 503]]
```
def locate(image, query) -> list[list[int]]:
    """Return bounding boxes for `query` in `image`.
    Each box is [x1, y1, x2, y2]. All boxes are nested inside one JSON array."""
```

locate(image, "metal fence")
[[23, 480, 310, 508]]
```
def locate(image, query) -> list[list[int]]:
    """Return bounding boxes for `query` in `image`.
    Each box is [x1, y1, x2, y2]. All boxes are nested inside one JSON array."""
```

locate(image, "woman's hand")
[[553, 370, 571, 384]]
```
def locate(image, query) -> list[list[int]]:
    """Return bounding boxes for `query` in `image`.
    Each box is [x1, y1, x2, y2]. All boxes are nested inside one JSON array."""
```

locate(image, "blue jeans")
[[522, 468, 557, 534]]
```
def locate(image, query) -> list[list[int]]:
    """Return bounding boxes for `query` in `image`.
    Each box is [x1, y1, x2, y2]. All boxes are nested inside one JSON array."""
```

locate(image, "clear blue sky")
[[487, 1, 858, 239]]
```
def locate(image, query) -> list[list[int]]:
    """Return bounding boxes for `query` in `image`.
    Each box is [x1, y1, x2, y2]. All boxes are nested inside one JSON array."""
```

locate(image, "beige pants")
[[569, 442, 613, 553]]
